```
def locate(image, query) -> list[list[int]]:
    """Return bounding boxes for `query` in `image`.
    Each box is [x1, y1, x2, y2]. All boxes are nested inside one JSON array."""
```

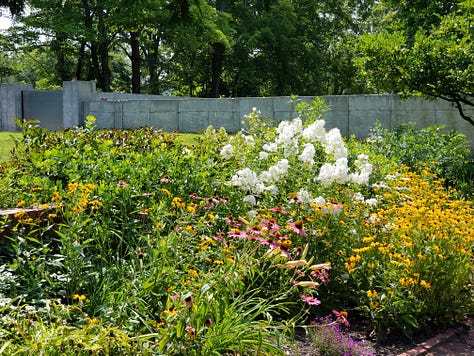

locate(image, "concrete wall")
[[87, 93, 474, 145], [22, 89, 63, 130], [1, 81, 474, 147], [0, 84, 33, 131]]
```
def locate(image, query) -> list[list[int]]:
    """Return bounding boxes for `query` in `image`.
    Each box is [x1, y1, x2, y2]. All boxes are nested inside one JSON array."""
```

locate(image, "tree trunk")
[[51, 35, 68, 84], [210, 42, 225, 97], [144, 32, 162, 94], [98, 10, 110, 92], [209, 0, 227, 97], [130, 31, 141, 94], [75, 41, 86, 80], [82, 0, 101, 87]]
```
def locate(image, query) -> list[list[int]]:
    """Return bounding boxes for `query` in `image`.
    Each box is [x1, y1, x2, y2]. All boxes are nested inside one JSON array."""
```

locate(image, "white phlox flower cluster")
[[323, 128, 347, 160], [230, 159, 289, 195], [292, 190, 326, 205], [220, 144, 234, 160], [348, 154, 373, 185], [243, 135, 255, 146], [318, 158, 350, 186], [275, 118, 302, 157], [229, 109, 374, 197], [230, 168, 259, 193], [317, 154, 373, 187], [352, 192, 378, 206], [299, 143, 316, 165], [260, 159, 289, 184], [302, 120, 326, 143]]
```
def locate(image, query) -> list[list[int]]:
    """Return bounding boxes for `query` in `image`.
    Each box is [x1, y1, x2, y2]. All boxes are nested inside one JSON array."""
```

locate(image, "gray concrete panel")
[[88, 101, 116, 113], [238, 97, 274, 120], [179, 111, 209, 133], [150, 112, 179, 132], [95, 112, 118, 129], [22, 90, 63, 130], [123, 111, 150, 128], [122, 100, 151, 113], [179, 98, 208, 112], [209, 111, 240, 133], [348, 111, 390, 138], [63, 81, 95, 128], [207, 98, 236, 112], [273, 111, 292, 122], [1, 84, 33, 131], [150, 100, 179, 113], [273, 97, 294, 112]]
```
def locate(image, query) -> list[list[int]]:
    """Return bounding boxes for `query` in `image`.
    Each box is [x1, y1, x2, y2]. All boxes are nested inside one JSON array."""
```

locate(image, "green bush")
[[366, 121, 474, 198]]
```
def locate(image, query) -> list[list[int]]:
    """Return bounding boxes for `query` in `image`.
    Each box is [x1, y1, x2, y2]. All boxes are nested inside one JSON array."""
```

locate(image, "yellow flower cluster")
[[52, 182, 103, 214], [346, 169, 473, 308]]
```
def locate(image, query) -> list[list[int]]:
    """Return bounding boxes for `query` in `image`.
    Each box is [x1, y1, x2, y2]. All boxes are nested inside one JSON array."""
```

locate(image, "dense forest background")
[[0, 0, 471, 117]]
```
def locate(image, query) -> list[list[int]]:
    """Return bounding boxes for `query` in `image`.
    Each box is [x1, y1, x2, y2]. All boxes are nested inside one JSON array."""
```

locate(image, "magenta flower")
[[246, 225, 264, 235], [227, 229, 248, 238], [260, 218, 281, 231], [301, 295, 321, 306], [287, 221, 307, 237], [268, 206, 289, 214], [332, 310, 350, 327], [223, 216, 243, 228]]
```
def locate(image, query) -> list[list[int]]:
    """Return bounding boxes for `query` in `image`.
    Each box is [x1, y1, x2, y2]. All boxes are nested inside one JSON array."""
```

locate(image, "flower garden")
[[0, 98, 473, 355]]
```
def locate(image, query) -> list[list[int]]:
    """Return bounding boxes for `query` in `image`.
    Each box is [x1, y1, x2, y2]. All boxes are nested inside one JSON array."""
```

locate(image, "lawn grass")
[[0, 132, 21, 162], [176, 132, 199, 146]]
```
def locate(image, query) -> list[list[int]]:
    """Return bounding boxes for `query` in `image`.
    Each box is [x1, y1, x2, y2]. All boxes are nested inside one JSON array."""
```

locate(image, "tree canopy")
[[0, 0, 374, 96], [1, 0, 473, 129], [355, 0, 474, 126]]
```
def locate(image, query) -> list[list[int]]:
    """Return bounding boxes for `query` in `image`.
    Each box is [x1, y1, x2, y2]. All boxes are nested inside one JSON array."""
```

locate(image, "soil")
[[280, 316, 474, 355]]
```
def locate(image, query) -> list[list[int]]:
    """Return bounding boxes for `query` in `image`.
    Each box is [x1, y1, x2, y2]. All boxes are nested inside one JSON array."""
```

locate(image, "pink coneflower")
[[223, 216, 243, 228], [301, 295, 321, 306], [271, 231, 288, 240], [227, 229, 247, 238], [268, 206, 289, 214], [247, 235, 268, 245], [332, 309, 350, 327], [189, 193, 201, 199], [246, 225, 264, 235], [117, 180, 128, 188], [287, 221, 307, 237], [160, 175, 172, 183], [311, 270, 331, 283], [261, 218, 280, 231], [289, 194, 302, 204]]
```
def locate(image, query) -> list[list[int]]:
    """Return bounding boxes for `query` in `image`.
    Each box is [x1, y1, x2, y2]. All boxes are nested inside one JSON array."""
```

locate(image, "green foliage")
[[0, 0, 374, 96], [355, 0, 474, 125], [0, 108, 472, 353], [366, 121, 474, 198]]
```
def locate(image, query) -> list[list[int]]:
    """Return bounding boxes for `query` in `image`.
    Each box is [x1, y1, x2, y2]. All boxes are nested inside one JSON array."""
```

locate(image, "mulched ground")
[[281, 316, 474, 355]]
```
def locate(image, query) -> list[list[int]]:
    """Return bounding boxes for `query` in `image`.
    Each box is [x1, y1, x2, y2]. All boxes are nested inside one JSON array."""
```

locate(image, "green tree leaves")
[[355, 0, 474, 126]]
